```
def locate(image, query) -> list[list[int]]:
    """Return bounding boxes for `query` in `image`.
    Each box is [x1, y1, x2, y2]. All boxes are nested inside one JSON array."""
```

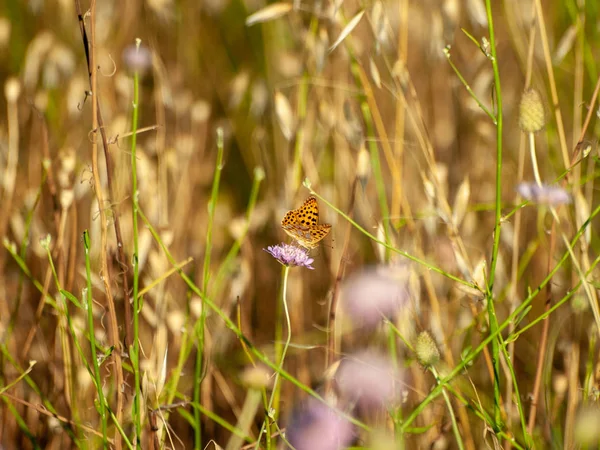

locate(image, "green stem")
[[195, 127, 225, 449], [444, 46, 496, 123], [256, 265, 291, 448], [528, 132, 542, 186], [484, 0, 504, 428], [401, 197, 600, 434], [137, 206, 370, 432], [130, 38, 142, 446], [310, 191, 475, 288], [83, 231, 108, 446], [431, 367, 464, 450], [361, 102, 392, 261]]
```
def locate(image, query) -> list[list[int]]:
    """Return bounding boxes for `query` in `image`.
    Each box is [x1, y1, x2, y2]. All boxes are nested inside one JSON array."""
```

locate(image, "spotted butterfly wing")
[[281, 196, 331, 249]]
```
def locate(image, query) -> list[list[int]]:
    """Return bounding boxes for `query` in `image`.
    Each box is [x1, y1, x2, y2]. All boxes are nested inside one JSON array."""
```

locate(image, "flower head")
[[517, 182, 571, 206], [336, 350, 401, 409], [264, 243, 314, 269], [415, 331, 440, 367], [341, 265, 409, 329], [519, 88, 546, 133], [122, 42, 152, 74], [574, 406, 600, 446], [286, 398, 354, 450]]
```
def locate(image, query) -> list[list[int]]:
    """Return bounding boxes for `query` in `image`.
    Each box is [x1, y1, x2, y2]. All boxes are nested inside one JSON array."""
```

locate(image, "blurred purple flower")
[[264, 243, 314, 269], [341, 265, 409, 329], [286, 398, 354, 450], [517, 182, 571, 206], [122, 44, 152, 74], [336, 350, 400, 409]]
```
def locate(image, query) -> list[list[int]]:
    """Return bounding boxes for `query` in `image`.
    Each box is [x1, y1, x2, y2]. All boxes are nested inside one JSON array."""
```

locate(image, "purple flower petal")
[[517, 182, 571, 206], [286, 398, 355, 450], [336, 350, 401, 409], [341, 265, 409, 329], [264, 243, 315, 269], [122, 44, 152, 74]]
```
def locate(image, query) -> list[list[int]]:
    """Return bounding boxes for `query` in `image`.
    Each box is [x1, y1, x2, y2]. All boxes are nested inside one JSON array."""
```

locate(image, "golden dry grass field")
[[1, 0, 600, 449]]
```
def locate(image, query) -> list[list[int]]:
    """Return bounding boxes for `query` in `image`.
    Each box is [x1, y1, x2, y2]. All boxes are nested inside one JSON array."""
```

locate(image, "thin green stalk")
[[256, 265, 291, 449], [402, 199, 600, 432], [308, 190, 475, 288], [0, 399, 39, 449], [108, 407, 135, 450], [444, 45, 496, 123], [435, 381, 528, 450], [485, 282, 502, 429], [3, 242, 127, 446], [528, 132, 543, 186], [7, 167, 47, 338], [44, 233, 111, 444], [2, 241, 58, 309], [431, 367, 465, 450], [211, 166, 264, 298], [388, 324, 403, 439], [498, 335, 530, 446], [484, 0, 504, 428], [0, 346, 79, 444], [162, 168, 260, 441], [273, 265, 292, 416], [83, 231, 108, 446], [159, 292, 194, 447], [583, 330, 597, 402], [195, 127, 225, 449], [0, 361, 35, 395], [361, 102, 392, 261], [129, 38, 142, 447], [137, 206, 370, 433], [39, 235, 82, 442]]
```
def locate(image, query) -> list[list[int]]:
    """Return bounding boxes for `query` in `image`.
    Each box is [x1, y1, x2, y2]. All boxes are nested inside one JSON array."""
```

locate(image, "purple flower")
[[264, 243, 314, 269], [336, 350, 401, 409], [122, 44, 152, 74], [286, 398, 354, 450], [341, 265, 409, 329], [517, 182, 571, 206]]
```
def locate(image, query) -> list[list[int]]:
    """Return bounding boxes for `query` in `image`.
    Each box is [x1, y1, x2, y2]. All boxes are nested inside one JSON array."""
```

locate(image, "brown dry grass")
[[1, 0, 599, 449]]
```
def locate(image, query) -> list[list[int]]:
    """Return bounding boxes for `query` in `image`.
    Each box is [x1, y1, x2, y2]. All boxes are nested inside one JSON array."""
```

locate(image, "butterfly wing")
[[281, 209, 298, 227], [281, 196, 318, 228], [281, 196, 331, 249], [308, 223, 331, 246], [282, 223, 331, 249], [297, 196, 320, 228]]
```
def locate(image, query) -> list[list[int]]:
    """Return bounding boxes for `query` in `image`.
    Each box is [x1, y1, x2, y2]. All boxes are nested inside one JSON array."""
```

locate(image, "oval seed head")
[[519, 88, 546, 133], [574, 407, 600, 446], [240, 365, 272, 390], [416, 331, 440, 367]]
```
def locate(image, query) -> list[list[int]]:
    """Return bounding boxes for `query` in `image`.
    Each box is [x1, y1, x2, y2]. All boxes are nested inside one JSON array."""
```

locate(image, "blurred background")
[[1, 0, 599, 448]]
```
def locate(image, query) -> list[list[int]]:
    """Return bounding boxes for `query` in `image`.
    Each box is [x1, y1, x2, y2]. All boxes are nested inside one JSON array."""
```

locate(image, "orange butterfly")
[[281, 196, 331, 249]]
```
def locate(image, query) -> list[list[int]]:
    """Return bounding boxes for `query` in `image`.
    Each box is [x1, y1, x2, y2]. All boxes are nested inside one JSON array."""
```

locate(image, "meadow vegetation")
[[1, 0, 599, 448]]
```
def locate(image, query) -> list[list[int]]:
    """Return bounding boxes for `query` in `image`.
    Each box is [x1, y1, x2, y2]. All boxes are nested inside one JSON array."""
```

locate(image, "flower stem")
[[528, 132, 543, 186], [256, 265, 291, 448], [129, 38, 142, 447]]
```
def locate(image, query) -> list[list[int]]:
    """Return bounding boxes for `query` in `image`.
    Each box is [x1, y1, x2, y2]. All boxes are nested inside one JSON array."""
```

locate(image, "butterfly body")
[[281, 196, 331, 249]]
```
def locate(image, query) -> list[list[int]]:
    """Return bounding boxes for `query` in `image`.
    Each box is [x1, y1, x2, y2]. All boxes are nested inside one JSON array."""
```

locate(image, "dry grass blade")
[[329, 10, 365, 53], [245, 3, 293, 26], [452, 177, 470, 229], [369, 58, 381, 89], [274, 91, 296, 140], [553, 24, 577, 64], [2, 1, 596, 448]]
